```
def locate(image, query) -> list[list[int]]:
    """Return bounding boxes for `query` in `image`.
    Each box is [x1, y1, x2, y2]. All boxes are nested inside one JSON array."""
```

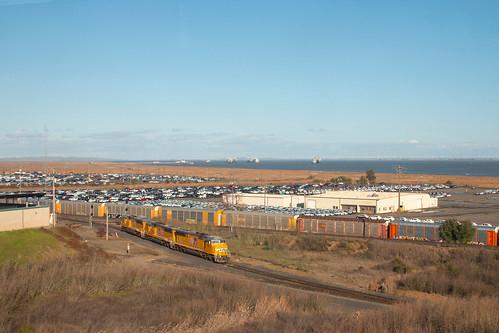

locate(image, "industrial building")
[[223, 190, 438, 214], [0, 192, 51, 232]]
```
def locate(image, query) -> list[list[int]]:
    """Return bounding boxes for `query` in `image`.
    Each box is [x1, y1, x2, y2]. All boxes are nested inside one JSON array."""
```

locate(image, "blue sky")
[[1, 0, 498, 159]]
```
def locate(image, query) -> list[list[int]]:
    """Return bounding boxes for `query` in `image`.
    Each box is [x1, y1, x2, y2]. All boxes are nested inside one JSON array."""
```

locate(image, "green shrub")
[[439, 219, 475, 244]]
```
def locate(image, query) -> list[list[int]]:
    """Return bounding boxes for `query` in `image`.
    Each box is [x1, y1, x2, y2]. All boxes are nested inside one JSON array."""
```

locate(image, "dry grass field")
[[1, 161, 499, 188], [2, 224, 499, 332], [177, 224, 499, 296]]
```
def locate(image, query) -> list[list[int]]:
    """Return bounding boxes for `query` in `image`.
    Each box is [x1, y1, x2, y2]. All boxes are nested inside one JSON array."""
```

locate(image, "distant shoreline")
[[134, 159, 499, 177], [1, 161, 499, 189]]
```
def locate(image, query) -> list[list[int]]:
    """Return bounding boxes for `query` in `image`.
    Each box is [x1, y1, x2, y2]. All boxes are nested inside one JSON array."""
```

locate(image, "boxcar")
[[297, 216, 388, 239], [224, 210, 295, 231], [388, 221, 442, 241], [473, 225, 499, 246]]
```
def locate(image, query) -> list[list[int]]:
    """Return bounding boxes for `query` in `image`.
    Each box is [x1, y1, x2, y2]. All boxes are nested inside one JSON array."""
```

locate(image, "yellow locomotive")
[[120, 216, 230, 263]]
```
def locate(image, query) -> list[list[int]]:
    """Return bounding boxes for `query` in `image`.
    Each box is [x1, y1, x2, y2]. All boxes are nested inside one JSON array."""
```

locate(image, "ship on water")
[[247, 157, 260, 163], [225, 157, 237, 163], [312, 157, 321, 164], [175, 160, 194, 165]]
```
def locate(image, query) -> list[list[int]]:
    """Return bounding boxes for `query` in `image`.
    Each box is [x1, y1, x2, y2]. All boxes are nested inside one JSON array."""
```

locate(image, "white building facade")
[[223, 191, 438, 214]]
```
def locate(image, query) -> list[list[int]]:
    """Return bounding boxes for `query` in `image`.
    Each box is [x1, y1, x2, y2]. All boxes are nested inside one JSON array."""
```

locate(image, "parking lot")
[[399, 187, 499, 225], [2, 170, 496, 224], [0, 171, 216, 187]]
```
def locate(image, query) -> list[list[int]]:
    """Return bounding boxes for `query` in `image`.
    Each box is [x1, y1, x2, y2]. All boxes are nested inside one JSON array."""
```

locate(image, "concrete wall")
[[0, 206, 50, 232]]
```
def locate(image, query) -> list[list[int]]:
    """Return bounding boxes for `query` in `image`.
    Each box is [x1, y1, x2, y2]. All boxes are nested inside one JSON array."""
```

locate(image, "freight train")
[[297, 216, 499, 246], [54, 200, 499, 247], [120, 216, 230, 263]]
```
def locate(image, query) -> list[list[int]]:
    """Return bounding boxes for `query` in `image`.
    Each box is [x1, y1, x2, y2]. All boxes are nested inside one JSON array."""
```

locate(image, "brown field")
[[1, 161, 499, 189]]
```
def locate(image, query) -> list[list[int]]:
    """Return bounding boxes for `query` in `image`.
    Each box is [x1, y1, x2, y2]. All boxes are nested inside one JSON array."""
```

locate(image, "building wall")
[[223, 193, 304, 208], [399, 195, 438, 212], [377, 195, 438, 213], [224, 192, 437, 213], [0, 206, 50, 232], [305, 195, 378, 212]]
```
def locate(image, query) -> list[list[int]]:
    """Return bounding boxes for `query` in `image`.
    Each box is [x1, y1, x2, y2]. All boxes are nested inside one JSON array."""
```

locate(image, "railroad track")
[[58, 214, 407, 305], [226, 262, 404, 305]]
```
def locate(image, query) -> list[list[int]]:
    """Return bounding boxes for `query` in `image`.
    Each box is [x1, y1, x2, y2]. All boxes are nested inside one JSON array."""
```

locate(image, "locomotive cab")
[[205, 237, 230, 263]]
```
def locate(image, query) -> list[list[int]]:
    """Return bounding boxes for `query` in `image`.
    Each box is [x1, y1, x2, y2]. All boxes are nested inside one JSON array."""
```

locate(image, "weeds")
[[2, 226, 499, 332], [223, 296, 499, 333], [0, 255, 323, 332], [399, 248, 499, 297]]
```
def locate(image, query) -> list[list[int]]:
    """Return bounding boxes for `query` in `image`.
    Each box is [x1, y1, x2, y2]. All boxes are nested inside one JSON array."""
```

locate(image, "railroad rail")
[[58, 214, 406, 306], [227, 262, 404, 305]]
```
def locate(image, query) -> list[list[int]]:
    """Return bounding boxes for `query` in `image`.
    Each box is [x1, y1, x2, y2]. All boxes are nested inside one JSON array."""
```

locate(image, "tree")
[[439, 219, 475, 244], [445, 180, 455, 187], [366, 169, 376, 184], [357, 176, 368, 186]]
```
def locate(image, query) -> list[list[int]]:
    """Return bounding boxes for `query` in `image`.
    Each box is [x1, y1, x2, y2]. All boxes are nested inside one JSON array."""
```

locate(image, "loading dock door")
[[359, 206, 376, 214], [342, 205, 357, 213]]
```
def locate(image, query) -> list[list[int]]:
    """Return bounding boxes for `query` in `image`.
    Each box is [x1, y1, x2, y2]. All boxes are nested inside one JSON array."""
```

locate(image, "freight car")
[[53, 200, 499, 248], [120, 216, 230, 263], [388, 221, 442, 242], [297, 216, 389, 239], [473, 224, 499, 247]]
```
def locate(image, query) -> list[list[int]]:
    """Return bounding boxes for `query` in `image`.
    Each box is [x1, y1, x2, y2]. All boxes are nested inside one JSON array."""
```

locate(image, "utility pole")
[[105, 207, 109, 241], [394, 165, 406, 214], [89, 205, 93, 228], [52, 173, 56, 227], [43, 125, 48, 193], [264, 185, 267, 213]]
